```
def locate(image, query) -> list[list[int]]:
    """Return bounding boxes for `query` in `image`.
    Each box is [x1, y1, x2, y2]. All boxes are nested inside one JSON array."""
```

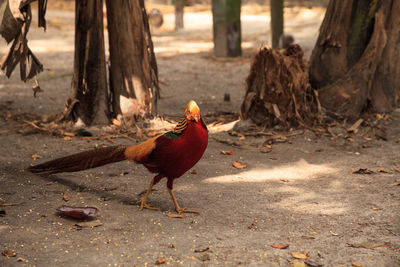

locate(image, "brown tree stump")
[[240, 45, 320, 128]]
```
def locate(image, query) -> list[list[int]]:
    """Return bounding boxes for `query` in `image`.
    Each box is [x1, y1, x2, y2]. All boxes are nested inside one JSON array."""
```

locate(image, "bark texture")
[[240, 45, 320, 128], [174, 0, 184, 30], [70, 0, 109, 125], [270, 0, 283, 49], [106, 0, 159, 118], [309, 0, 400, 119], [212, 0, 242, 57]]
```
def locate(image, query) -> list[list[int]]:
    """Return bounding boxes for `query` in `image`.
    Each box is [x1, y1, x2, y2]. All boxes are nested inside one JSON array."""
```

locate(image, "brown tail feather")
[[28, 145, 128, 175]]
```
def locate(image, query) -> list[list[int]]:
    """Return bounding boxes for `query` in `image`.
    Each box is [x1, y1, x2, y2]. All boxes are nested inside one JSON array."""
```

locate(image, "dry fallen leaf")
[[194, 247, 209, 253], [290, 260, 306, 267], [260, 147, 272, 153], [198, 253, 210, 261], [63, 132, 75, 137], [2, 250, 16, 258], [31, 154, 41, 161], [62, 193, 69, 202], [271, 244, 289, 249], [232, 160, 246, 169], [112, 118, 121, 126], [155, 257, 166, 265], [63, 136, 72, 141], [391, 179, 400, 186], [291, 252, 308, 259], [166, 213, 186, 219], [17, 257, 26, 262], [352, 262, 362, 267], [280, 178, 289, 183], [395, 167, 400, 173], [352, 168, 374, 174], [347, 242, 380, 249], [379, 244, 398, 250], [347, 118, 364, 133], [189, 169, 197, 174], [378, 167, 392, 174], [220, 150, 235, 155]]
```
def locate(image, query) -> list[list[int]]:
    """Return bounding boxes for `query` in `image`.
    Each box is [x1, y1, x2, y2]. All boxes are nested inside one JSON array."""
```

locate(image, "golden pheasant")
[[29, 100, 208, 214]]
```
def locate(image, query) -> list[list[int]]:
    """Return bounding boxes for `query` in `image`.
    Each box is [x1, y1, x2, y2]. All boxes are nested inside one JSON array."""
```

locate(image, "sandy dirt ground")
[[1, 3, 400, 267]]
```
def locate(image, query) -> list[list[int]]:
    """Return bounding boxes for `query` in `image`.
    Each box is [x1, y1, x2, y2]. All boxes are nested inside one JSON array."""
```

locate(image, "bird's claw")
[[137, 199, 158, 211], [176, 208, 199, 214]]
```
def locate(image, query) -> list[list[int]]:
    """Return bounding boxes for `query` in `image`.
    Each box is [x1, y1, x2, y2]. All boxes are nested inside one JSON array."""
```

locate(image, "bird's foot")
[[176, 207, 199, 214], [137, 199, 158, 211]]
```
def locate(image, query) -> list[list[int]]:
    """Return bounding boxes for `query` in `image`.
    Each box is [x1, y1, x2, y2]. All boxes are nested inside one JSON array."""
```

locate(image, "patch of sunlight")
[[273, 186, 348, 215], [154, 41, 255, 56], [203, 159, 348, 215], [203, 158, 335, 184], [28, 39, 74, 53]]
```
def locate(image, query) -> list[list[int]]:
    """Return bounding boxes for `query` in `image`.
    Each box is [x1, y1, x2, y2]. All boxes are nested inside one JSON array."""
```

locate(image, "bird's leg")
[[167, 188, 199, 214], [137, 177, 158, 211]]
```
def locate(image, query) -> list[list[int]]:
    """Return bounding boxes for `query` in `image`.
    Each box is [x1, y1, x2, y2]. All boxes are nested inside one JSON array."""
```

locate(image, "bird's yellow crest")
[[184, 100, 201, 122]]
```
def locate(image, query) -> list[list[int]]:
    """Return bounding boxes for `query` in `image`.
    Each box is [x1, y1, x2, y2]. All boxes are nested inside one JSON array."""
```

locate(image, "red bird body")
[[29, 101, 208, 213]]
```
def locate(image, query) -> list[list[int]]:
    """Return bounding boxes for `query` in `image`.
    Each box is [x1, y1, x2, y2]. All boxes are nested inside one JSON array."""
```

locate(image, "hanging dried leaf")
[[271, 244, 289, 249], [232, 160, 246, 169], [32, 83, 43, 98]]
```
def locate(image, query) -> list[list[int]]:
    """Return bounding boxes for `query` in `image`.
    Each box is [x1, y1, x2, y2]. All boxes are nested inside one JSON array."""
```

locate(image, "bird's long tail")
[[28, 145, 128, 175]]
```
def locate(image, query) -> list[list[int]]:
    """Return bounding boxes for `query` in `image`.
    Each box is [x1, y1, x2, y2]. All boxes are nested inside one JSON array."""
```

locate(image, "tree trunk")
[[175, 0, 184, 31], [71, 0, 109, 125], [270, 0, 283, 49], [105, 0, 159, 119], [212, 0, 242, 57], [309, 0, 400, 119]]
